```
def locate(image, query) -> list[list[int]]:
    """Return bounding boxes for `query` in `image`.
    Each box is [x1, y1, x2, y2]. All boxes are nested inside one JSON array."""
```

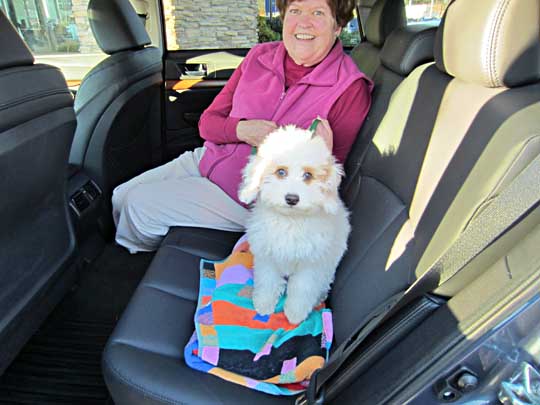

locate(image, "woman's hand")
[[314, 117, 333, 151], [236, 120, 278, 147]]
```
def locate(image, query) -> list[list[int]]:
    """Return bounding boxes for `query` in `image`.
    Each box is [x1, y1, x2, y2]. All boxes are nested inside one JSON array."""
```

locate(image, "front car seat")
[[69, 0, 163, 202], [0, 11, 78, 373]]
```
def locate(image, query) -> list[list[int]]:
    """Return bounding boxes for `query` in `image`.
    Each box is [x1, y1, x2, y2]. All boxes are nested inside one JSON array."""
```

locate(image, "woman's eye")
[[313, 10, 324, 16], [303, 172, 313, 181], [288, 8, 300, 14], [276, 168, 288, 177]]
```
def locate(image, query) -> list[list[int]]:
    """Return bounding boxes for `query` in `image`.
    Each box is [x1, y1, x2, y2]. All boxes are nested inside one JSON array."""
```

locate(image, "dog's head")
[[239, 125, 344, 215]]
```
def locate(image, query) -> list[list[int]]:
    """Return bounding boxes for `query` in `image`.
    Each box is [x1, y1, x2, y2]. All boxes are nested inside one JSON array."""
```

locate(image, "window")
[[404, 0, 450, 26], [163, 0, 361, 50], [1, 0, 105, 82], [1, 0, 159, 82]]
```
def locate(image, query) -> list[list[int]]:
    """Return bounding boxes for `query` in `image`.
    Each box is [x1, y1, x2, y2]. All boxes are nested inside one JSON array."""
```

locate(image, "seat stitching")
[[163, 232, 236, 248], [162, 243, 230, 259], [359, 173, 407, 207], [79, 48, 159, 82], [0, 88, 70, 111], [103, 354, 188, 405], [334, 203, 408, 295], [400, 30, 435, 74], [0, 64, 61, 79], [491, 0, 511, 86], [143, 283, 196, 302], [464, 135, 540, 231], [486, 0, 511, 87], [76, 61, 161, 108]]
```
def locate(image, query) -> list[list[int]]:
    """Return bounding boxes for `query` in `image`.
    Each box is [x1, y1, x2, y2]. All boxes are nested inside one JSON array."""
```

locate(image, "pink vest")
[[199, 41, 367, 205]]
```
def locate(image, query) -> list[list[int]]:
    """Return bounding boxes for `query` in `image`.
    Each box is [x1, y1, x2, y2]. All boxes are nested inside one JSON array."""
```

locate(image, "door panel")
[[163, 49, 249, 161]]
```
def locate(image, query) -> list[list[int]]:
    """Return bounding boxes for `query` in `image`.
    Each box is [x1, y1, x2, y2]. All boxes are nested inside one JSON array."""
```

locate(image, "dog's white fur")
[[239, 125, 351, 324]]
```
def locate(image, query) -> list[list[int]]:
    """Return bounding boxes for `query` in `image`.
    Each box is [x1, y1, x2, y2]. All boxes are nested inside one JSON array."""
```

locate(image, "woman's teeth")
[[295, 33, 315, 40]]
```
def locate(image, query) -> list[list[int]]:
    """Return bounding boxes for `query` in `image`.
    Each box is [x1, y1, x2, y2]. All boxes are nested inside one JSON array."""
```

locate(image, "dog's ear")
[[321, 159, 344, 214], [239, 154, 266, 204]]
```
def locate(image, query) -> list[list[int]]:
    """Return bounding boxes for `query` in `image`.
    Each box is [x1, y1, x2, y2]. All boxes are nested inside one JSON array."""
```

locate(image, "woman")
[[112, 0, 373, 253]]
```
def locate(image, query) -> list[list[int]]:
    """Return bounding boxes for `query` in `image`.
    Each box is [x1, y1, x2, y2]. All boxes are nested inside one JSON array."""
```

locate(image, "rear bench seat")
[[103, 0, 540, 403]]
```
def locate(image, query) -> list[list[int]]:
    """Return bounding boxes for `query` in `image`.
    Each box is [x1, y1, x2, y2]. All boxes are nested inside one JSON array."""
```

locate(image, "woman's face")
[[282, 0, 342, 67]]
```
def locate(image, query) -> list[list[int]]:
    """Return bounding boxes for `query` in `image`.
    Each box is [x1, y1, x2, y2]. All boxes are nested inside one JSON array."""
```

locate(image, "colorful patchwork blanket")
[[184, 235, 333, 395]]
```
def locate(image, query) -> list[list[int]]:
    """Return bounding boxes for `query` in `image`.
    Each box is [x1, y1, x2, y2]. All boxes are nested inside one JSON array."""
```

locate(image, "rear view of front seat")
[[69, 0, 162, 205], [0, 11, 78, 373], [351, 0, 407, 78]]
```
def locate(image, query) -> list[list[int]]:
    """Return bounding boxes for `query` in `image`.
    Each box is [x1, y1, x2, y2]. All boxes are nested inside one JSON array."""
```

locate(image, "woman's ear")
[[321, 159, 344, 214], [238, 154, 266, 204]]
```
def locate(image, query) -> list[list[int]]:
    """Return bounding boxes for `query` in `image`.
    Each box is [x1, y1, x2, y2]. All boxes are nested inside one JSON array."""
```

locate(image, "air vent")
[[83, 181, 101, 200]]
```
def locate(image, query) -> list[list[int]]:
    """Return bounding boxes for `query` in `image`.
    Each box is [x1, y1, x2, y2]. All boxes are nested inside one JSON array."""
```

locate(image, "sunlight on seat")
[[384, 80, 504, 271]]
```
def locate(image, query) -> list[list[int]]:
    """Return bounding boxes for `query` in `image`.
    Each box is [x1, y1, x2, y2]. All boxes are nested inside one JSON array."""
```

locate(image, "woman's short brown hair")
[[275, 0, 356, 28]]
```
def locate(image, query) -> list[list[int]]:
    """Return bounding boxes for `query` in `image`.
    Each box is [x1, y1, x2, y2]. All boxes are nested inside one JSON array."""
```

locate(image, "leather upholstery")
[[435, 0, 540, 88], [88, 0, 151, 54], [69, 0, 162, 200], [103, 239, 294, 405], [0, 12, 33, 69], [103, 0, 540, 403], [0, 10, 77, 373], [364, 0, 406, 47], [344, 24, 437, 186], [351, 0, 407, 78], [380, 25, 437, 76], [103, 23, 438, 405]]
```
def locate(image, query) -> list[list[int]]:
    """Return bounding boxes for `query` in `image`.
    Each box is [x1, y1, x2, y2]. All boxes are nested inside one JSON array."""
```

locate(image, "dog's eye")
[[276, 168, 287, 178], [303, 172, 313, 181]]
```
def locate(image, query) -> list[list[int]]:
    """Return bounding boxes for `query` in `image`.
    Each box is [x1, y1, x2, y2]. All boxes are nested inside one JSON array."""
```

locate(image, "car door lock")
[[434, 366, 479, 402]]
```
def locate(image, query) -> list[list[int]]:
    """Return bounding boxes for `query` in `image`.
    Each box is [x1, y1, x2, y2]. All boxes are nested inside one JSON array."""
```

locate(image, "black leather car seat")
[[0, 11, 78, 374], [351, 0, 407, 79], [103, 0, 540, 403], [100, 15, 437, 405], [69, 0, 162, 202], [343, 23, 437, 195]]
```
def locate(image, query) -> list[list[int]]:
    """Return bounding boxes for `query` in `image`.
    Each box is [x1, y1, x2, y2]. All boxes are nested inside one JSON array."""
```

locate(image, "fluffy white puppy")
[[239, 125, 351, 324]]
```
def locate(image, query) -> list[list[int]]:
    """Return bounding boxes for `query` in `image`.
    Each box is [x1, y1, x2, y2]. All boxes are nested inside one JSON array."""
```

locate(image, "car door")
[[163, 48, 249, 161], [160, 2, 274, 161]]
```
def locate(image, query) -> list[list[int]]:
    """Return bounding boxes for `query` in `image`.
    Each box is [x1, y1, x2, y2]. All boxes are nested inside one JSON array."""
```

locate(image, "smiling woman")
[[112, 0, 373, 253], [281, 0, 345, 66]]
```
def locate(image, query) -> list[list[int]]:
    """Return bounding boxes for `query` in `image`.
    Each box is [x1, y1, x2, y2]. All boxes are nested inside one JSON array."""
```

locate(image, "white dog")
[[239, 125, 351, 324]]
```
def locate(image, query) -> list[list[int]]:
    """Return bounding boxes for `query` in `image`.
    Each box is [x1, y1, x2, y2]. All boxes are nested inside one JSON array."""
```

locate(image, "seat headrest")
[[380, 25, 437, 76], [88, 0, 151, 55], [365, 0, 407, 48], [435, 0, 540, 88], [0, 10, 34, 69]]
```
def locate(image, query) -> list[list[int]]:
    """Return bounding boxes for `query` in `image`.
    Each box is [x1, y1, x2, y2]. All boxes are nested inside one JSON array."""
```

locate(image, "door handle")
[[180, 63, 208, 78]]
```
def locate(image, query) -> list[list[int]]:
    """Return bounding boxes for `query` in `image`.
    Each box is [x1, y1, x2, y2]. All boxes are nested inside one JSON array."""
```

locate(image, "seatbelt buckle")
[[296, 369, 325, 405]]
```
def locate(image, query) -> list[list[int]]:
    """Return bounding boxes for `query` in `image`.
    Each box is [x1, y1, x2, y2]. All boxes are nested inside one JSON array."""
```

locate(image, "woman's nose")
[[297, 14, 313, 27]]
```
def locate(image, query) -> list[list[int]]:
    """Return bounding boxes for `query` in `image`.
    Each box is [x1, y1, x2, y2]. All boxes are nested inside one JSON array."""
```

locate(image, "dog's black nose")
[[285, 193, 299, 206]]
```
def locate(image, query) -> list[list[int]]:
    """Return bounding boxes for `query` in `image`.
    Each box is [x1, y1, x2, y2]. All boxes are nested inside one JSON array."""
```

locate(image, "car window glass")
[[0, 0, 159, 82], [404, 0, 450, 26], [163, 0, 361, 50]]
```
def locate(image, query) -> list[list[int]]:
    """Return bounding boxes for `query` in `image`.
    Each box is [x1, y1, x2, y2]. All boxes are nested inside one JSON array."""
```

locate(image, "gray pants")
[[112, 147, 248, 253]]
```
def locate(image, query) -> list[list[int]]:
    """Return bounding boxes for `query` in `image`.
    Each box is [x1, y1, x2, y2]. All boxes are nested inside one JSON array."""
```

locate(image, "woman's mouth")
[[294, 33, 315, 40]]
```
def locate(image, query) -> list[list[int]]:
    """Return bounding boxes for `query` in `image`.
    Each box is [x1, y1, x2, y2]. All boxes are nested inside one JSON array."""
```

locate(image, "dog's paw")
[[284, 301, 311, 325], [253, 291, 277, 316]]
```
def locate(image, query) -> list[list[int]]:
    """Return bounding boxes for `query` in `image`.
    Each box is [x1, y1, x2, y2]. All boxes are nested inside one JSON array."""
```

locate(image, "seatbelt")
[[298, 152, 540, 405]]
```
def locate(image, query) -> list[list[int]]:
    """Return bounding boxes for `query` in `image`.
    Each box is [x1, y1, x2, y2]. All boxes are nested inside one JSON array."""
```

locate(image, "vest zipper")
[[273, 89, 287, 120]]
